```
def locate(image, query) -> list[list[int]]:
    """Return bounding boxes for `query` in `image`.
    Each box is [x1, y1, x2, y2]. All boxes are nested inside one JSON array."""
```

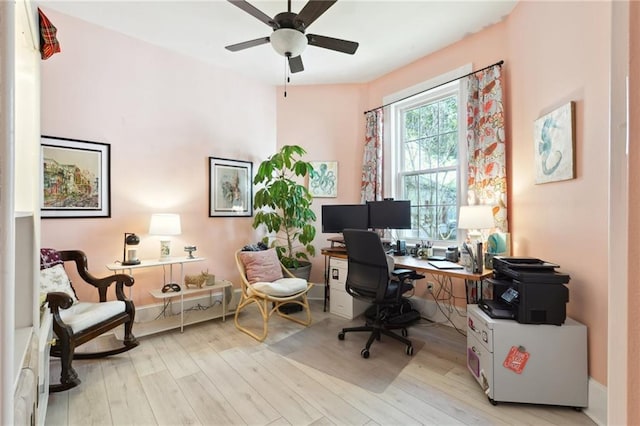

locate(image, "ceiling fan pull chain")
[[284, 56, 288, 98]]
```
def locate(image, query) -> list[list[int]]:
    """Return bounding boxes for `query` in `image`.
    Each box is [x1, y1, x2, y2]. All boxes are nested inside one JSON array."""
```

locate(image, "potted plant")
[[252, 145, 317, 276]]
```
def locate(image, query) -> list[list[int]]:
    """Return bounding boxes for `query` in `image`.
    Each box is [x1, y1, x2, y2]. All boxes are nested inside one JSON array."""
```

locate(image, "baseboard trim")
[[585, 378, 607, 425]]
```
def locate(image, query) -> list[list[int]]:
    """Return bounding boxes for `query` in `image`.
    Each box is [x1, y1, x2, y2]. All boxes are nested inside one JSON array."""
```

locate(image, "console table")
[[106, 257, 232, 335]]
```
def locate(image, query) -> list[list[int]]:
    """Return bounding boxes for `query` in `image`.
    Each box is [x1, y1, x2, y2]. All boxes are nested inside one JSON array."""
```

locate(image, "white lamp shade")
[[149, 213, 182, 236], [458, 205, 494, 230], [270, 28, 308, 57]]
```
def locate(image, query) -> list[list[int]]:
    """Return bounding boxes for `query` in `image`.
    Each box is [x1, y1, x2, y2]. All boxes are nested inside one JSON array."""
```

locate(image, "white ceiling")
[[40, 0, 517, 86]]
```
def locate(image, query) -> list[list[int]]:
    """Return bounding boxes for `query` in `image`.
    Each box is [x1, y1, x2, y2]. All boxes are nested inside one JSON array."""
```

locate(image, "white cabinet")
[[329, 258, 369, 319], [466, 304, 588, 408]]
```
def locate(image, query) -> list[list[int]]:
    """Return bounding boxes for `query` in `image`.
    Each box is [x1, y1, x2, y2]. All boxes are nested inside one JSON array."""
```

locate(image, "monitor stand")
[[327, 236, 346, 251]]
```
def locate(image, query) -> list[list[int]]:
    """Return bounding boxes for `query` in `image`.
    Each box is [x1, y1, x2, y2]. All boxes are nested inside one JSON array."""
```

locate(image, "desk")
[[321, 248, 492, 312]]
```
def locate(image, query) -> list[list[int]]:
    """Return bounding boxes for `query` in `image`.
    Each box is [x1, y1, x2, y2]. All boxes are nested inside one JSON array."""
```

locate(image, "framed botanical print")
[[309, 161, 338, 198], [534, 102, 576, 184], [208, 157, 253, 217]]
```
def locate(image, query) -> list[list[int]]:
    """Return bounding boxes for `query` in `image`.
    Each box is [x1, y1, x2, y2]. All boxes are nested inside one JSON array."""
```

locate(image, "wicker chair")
[[234, 248, 313, 342]]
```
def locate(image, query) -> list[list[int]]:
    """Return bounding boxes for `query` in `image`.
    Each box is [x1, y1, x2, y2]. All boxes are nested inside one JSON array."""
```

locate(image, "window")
[[389, 81, 467, 243]]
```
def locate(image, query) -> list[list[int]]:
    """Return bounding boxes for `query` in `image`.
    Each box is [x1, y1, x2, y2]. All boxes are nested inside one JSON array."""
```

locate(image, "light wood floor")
[[45, 300, 595, 426]]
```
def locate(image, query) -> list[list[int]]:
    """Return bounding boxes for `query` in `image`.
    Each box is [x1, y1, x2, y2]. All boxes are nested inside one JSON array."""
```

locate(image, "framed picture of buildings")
[[41, 136, 111, 218]]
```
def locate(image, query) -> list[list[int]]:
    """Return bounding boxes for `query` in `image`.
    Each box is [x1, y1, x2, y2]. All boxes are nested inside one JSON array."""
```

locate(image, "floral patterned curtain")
[[360, 109, 383, 202], [466, 65, 508, 232]]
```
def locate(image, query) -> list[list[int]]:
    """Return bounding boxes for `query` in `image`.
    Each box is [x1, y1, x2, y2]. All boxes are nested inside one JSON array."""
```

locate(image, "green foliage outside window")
[[400, 94, 459, 242]]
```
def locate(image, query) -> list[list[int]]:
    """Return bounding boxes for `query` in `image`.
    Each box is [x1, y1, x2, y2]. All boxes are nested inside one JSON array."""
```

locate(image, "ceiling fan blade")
[[295, 0, 337, 29], [225, 37, 270, 52], [307, 34, 359, 54], [228, 0, 277, 29], [288, 55, 304, 73]]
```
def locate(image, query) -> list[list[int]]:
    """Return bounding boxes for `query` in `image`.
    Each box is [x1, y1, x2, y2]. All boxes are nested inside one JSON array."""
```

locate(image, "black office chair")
[[337, 229, 419, 358]]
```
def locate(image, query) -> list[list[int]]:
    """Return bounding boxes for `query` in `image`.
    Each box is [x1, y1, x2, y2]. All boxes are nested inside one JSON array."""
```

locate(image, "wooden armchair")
[[234, 248, 313, 342], [40, 249, 138, 392]]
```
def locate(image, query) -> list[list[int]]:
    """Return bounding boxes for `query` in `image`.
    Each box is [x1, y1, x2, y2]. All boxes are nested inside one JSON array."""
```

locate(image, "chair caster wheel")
[[401, 328, 408, 337], [338, 332, 345, 340], [488, 397, 498, 406], [361, 348, 370, 358], [406, 345, 414, 356]]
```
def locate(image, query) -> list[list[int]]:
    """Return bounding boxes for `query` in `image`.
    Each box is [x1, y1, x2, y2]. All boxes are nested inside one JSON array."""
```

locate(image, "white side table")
[[107, 256, 231, 334]]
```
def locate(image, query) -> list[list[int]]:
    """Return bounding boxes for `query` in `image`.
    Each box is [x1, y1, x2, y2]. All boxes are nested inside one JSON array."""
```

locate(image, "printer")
[[479, 256, 570, 325]]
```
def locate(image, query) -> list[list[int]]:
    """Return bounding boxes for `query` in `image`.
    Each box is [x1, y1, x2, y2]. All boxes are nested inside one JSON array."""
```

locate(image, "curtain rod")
[[363, 60, 504, 115]]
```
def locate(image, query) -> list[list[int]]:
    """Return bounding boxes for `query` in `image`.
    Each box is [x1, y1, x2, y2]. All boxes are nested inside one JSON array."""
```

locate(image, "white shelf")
[[105, 256, 206, 271], [149, 280, 232, 333], [149, 280, 231, 299]]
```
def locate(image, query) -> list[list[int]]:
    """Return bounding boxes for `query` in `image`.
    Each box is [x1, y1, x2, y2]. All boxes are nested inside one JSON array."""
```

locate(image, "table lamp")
[[458, 205, 494, 273], [458, 205, 494, 242], [149, 213, 182, 260], [122, 233, 141, 265]]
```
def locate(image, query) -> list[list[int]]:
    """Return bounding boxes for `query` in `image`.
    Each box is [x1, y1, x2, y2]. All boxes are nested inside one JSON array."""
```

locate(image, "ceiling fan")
[[225, 0, 359, 74]]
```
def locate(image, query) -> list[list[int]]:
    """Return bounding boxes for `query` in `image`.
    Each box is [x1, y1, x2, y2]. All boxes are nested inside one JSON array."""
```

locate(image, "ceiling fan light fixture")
[[270, 28, 307, 57]]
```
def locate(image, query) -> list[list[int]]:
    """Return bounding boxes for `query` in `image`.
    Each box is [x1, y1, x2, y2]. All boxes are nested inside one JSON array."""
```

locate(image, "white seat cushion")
[[59, 301, 126, 333], [250, 277, 308, 297]]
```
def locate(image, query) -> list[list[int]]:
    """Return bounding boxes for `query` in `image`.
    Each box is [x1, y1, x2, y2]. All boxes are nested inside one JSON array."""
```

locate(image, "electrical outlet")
[[427, 282, 434, 292]]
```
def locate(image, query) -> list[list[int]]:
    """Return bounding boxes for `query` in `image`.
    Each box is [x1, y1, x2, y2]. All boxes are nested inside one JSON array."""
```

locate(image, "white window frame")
[[382, 64, 471, 245]]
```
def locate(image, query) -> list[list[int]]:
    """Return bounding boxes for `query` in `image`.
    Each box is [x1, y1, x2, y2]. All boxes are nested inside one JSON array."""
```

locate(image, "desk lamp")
[[122, 233, 141, 265], [149, 213, 182, 261]]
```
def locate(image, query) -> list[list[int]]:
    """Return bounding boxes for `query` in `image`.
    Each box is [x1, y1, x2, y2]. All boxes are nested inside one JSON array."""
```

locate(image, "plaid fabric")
[[38, 8, 61, 60], [40, 248, 63, 270]]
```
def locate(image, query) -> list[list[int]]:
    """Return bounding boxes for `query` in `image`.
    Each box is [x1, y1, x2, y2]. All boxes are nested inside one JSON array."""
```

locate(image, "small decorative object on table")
[[184, 245, 197, 259], [184, 270, 215, 288]]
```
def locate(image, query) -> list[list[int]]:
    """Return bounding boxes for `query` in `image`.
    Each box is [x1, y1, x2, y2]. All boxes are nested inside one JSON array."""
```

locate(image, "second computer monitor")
[[367, 200, 411, 230], [321, 204, 369, 234]]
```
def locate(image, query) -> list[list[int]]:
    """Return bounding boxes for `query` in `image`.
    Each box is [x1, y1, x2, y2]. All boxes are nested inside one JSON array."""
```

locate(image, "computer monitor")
[[321, 204, 369, 233], [367, 200, 411, 230]]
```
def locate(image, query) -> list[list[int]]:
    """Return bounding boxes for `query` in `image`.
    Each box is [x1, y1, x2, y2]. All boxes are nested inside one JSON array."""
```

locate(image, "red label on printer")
[[503, 346, 530, 374]]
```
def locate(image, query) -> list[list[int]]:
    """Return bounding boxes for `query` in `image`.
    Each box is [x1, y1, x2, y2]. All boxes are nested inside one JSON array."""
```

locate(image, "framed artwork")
[[534, 102, 576, 184], [309, 161, 338, 198], [41, 136, 111, 218], [209, 157, 253, 217]]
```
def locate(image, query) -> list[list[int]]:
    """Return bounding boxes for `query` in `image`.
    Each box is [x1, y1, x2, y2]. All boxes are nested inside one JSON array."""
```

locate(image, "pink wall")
[[506, 1, 610, 387], [628, 2, 639, 422], [40, 9, 277, 305], [275, 84, 369, 284], [278, 2, 611, 387]]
